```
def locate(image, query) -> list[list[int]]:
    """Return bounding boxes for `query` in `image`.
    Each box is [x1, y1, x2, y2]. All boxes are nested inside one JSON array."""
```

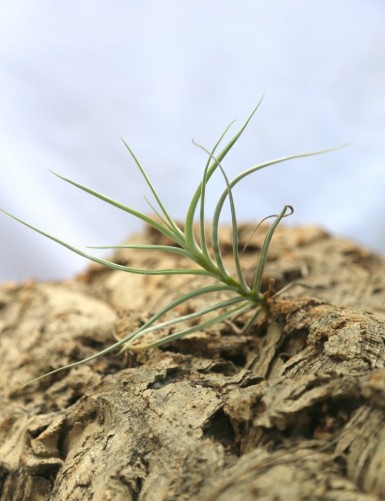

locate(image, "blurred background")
[[0, 1, 384, 281]]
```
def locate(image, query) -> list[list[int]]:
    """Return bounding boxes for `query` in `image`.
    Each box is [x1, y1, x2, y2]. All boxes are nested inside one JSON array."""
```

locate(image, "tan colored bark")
[[1, 224, 385, 500]]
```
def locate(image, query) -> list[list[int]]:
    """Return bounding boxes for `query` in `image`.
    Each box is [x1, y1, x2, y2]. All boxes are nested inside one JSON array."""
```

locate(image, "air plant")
[[2, 100, 343, 383]]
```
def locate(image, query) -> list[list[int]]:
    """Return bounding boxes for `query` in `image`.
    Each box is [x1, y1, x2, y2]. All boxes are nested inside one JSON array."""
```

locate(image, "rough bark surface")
[[1, 223, 385, 500]]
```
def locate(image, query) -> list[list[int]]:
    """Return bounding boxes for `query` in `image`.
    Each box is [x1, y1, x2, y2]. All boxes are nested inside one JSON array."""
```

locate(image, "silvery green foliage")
[[2, 101, 342, 384]]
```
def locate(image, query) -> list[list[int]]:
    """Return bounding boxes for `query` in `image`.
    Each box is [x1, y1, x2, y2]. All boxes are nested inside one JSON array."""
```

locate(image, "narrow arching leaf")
[[191, 141, 232, 281], [212, 145, 349, 234], [185, 97, 265, 240], [193, 141, 249, 293], [252, 205, 294, 294], [24, 285, 244, 386], [129, 301, 256, 350], [121, 139, 184, 239], [144, 196, 176, 232], [87, 244, 193, 260], [125, 295, 248, 347], [1, 211, 214, 277], [216, 164, 250, 293], [49, 170, 185, 246], [116, 284, 242, 346], [186, 120, 235, 261], [242, 213, 278, 252]]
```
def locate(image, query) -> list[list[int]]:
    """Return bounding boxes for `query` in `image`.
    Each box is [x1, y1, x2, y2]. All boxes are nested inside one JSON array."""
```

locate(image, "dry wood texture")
[[1, 223, 385, 500]]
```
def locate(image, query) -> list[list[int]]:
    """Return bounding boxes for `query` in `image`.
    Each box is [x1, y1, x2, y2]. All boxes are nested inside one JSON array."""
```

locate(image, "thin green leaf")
[[23, 284, 241, 386], [49, 170, 185, 246], [212, 145, 349, 235], [185, 97, 265, 242], [185, 120, 236, 261], [23, 336, 133, 387], [238, 305, 266, 334], [191, 141, 231, 281], [121, 139, 184, 239], [252, 205, 294, 294], [116, 284, 241, 345], [130, 301, 255, 350], [144, 196, 177, 232], [242, 213, 279, 252], [193, 142, 250, 293], [1, 211, 214, 277], [125, 295, 248, 347], [197, 121, 235, 261], [25, 301, 252, 386], [216, 163, 250, 292], [87, 243, 193, 259]]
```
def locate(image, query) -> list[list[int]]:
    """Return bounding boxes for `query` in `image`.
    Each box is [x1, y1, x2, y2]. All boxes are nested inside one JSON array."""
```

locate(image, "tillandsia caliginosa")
[[1, 99, 346, 384]]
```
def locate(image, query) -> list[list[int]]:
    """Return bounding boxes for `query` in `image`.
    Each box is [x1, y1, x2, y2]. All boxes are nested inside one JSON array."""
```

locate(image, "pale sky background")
[[0, 1, 384, 281]]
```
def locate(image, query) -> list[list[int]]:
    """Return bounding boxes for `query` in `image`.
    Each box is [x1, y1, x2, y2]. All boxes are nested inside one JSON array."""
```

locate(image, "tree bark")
[[1, 224, 385, 500]]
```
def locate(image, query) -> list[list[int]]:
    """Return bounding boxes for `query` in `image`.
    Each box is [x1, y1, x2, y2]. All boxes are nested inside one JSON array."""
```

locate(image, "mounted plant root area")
[[1, 222, 385, 500]]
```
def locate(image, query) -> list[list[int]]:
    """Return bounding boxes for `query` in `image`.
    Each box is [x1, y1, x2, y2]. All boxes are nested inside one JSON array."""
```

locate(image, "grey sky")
[[1, 1, 384, 280]]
